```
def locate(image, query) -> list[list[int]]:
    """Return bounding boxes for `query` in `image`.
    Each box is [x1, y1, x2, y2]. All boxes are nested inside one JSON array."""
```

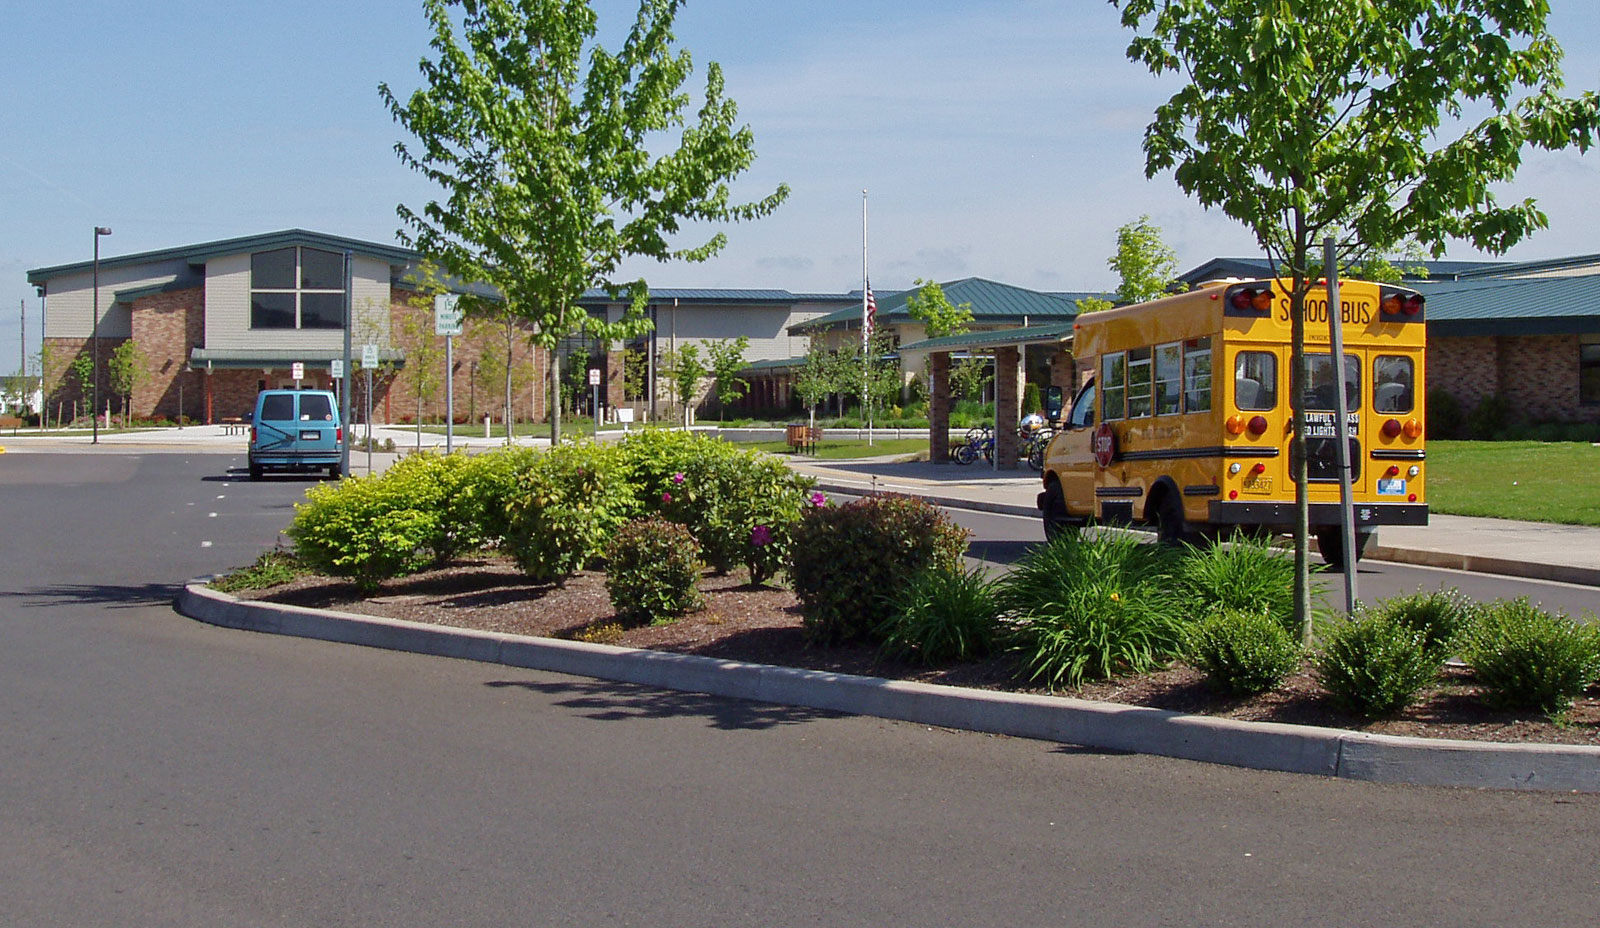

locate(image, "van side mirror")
[[1043, 385, 1064, 420]]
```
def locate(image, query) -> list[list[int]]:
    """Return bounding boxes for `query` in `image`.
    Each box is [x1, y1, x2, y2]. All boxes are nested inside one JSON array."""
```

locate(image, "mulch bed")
[[239, 556, 1600, 747]]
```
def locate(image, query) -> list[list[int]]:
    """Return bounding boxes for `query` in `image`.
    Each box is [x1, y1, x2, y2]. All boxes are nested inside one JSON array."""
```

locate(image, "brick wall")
[[383, 295, 549, 425], [1429, 333, 1598, 423], [130, 286, 204, 420]]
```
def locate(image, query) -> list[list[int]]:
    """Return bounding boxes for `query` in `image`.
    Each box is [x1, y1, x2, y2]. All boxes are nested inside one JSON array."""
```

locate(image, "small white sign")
[[615, 407, 634, 423], [330, 359, 344, 379], [362, 344, 379, 369], [291, 362, 304, 381], [588, 368, 601, 386], [434, 294, 463, 336]]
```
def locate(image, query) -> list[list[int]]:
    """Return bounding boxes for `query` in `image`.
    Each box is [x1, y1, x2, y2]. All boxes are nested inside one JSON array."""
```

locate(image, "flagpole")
[[862, 189, 872, 447]]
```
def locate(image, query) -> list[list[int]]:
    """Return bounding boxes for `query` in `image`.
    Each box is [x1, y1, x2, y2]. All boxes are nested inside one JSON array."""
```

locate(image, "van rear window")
[[260, 395, 295, 420], [299, 394, 334, 421]]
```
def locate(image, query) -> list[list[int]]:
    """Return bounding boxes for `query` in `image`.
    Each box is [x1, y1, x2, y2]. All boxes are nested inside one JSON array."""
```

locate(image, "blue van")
[[248, 389, 343, 480]]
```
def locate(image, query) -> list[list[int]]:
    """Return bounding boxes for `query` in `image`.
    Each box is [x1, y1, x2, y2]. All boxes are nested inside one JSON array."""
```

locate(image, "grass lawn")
[[1427, 440, 1600, 526]]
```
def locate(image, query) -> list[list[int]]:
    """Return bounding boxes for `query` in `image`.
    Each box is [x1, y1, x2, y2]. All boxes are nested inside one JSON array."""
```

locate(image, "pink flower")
[[809, 491, 827, 508], [661, 491, 672, 504], [672, 472, 685, 485], [751, 525, 772, 546]]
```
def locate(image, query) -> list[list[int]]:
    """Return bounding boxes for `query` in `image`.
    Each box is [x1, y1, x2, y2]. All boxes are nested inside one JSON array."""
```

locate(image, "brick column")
[[929, 351, 951, 463], [994, 345, 1022, 470], [605, 349, 626, 414]]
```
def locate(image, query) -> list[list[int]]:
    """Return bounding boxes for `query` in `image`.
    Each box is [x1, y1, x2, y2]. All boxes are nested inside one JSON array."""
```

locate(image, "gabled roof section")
[[1417, 274, 1600, 335], [1451, 253, 1600, 280], [27, 229, 419, 283], [899, 321, 1076, 353], [790, 278, 1079, 334], [1176, 256, 1505, 287]]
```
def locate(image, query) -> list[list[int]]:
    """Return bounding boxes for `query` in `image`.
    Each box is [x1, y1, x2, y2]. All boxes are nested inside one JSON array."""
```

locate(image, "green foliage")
[[381, 0, 788, 442], [1314, 613, 1438, 718], [69, 352, 94, 396], [904, 279, 973, 338], [1184, 609, 1302, 697], [665, 344, 709, 425], [107, 340, 145, 424], [605, 517, 706, 626], [1372, 589, 1477, 663], [878, 565, 1003, 665], [1074, 297, 1114, 316], [1108, 215, 1185, 303], [502, 441, 639, 583], [793, 335, 840, 414], [1465, 393, 1512, 441], [999, 529, 1188, 689], [707, 336, 751, 418], [949, 357, 991, 403], [788, 494, 969, 644], [211, 549, 311, 593], [287, 475, 439, 594], [1021, 383, 1042, 416], [1173, 531, 1302, 636], [382, 451, 490, 563], [1426, 387, 1464, 440], [1460, 599, 1600, 716], [622, 347, 649, 401]]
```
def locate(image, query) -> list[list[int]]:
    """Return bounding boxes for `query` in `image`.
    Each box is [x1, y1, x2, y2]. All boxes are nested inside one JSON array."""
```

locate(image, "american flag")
[[865, 286, 876, 334]]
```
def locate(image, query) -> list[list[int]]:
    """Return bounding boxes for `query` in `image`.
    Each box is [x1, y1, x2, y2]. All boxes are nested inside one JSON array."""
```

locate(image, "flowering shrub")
[[502, 441, 639, 583], [605, 517, 706, 625], [286, 474, 437, 594], [788, 494, 969, 644]]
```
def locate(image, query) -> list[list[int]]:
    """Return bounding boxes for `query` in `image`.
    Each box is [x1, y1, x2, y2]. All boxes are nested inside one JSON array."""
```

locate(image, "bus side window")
[[1234, 351, 1278, 410], [1127, 347, 1153, 418], [1373, 355, 1414, 413], [1154, 343, 1182, 415], [1184, 337, 1212, 412], [1068, 381, 1097, 429], [1101, 352, 1126, 421]]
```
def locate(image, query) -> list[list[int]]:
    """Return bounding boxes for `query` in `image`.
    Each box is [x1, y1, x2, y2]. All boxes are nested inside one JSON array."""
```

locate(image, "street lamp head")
[[95, 227, 112, 236]]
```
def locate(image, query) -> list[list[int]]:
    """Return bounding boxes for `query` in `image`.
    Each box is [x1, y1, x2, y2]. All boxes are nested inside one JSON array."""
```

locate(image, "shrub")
[[788, 494, 968, 644], [1562, 422, 1600, 443], [878, 565, 1002, 665], [1173, 531, 1302, 635], [462, 446, 540, 547], [1460, 598, 1600, 717], [502, 441, 639, 583], [999, 529, 1188, 689], [1425, 387, 1463, 440], [381, 451, 486, 563], [287, 475, 438, 593], [1372, 589, 1476, 662], [1184, 609, 1302, 697], [605, 517, 706, 626], [1314, 613, 1437, 718], [1465, 393, 1511, 440]]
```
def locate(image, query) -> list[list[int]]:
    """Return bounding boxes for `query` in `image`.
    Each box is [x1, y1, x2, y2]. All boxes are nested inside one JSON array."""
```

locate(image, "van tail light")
[[1382, 418, 1403, 438], [336, 427, 343, 443], [250, 426, 257, 443], [1247, 415, 1269, 436]]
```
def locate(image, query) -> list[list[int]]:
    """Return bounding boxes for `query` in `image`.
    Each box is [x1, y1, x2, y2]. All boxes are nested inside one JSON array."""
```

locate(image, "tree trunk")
[[1289, 263, 1314, 644], [549, 351, 562, 444]]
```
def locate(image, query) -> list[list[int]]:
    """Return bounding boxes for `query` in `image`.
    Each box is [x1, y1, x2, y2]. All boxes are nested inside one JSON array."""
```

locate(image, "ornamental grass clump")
[[788, 494, 968, 644], [604, 517, 705, 626], [1314, 612, 1437, 718], [877, 565, 1003, 665], [1460, 598, 1600, 718], [287, 474, 437, 594], [1173, 530, 1303, 635], [999, 528, 1188, 690], [1183, 608, 1302, 697]]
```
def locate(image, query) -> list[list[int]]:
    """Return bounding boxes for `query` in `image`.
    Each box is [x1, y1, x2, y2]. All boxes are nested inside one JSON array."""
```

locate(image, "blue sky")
[[5, 0, 1600, 374]]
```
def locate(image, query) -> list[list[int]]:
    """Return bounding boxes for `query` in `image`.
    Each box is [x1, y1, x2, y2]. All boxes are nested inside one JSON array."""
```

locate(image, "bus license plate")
[[1241, 476, 1272, 494], [1377, 477, 1407, 496]]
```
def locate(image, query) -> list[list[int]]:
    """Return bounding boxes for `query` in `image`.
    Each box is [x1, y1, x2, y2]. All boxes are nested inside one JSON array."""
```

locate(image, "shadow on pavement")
[[484, 678, 844, 731], [8, 581, 182, 609]]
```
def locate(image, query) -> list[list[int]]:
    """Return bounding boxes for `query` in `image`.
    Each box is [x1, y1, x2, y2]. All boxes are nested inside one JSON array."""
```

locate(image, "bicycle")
[[953, 424, 994, 465], [1023, 425, 1054, 471]]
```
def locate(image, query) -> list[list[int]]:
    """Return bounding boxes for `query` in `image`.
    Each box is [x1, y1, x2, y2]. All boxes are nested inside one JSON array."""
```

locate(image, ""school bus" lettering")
[[1276, 296, 1374, 325]]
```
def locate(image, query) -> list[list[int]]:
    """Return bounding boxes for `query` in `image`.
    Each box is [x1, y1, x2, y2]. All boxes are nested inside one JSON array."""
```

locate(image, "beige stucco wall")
[[41, 257, 193, 340]]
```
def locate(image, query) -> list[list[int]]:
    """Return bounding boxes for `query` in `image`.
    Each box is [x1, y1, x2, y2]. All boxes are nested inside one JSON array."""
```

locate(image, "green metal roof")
[[1418, 275, 1600, 336], [898, 321, 1076, 353], [28, 229, 420, 283], [791, 278, 1081, 334], [114, 278, 198, 304]]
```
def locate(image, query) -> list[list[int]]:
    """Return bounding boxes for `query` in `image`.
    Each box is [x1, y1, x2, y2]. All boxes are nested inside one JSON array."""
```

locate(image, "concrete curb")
[[179, 582, 1600, 793], [808, 478, 1600, 588]]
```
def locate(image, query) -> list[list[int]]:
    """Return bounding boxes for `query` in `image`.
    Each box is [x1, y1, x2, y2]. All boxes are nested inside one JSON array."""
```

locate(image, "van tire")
[[248, 460, 263, 481]]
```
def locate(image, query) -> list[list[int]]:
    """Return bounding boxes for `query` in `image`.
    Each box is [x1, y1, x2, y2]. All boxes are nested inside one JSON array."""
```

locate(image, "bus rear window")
[[1305, 353, 1361, 411], [1233, 352, 1277, 411], [1373, 356, 1414, 413]]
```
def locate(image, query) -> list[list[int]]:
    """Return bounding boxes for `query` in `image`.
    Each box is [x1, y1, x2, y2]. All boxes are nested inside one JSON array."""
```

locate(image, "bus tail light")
[[1250, 462, 1266, 475], [1402, 418, 1422, 439], [1226, 284, 1274, 315], [1385, 465, 1400, 477], [1382, 418, 1403, 438], [1247, 415, 1269, 436], [1403, 294, 1424, 315], [1226, 415, 1246, 435]]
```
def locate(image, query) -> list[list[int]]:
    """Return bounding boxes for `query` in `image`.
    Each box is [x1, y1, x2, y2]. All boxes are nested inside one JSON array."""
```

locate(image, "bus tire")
[[1041, 481, 1072, 541], [1316, 527, 1374, 570], [1152, 491, 1187, 546]]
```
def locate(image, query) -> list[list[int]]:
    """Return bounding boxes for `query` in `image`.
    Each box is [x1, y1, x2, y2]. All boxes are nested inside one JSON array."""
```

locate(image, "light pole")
[[91, 226, 112, 444]]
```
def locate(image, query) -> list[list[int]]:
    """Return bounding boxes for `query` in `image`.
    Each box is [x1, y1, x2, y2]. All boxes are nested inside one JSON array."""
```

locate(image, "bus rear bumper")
[[1208, 501, 1428, 529]]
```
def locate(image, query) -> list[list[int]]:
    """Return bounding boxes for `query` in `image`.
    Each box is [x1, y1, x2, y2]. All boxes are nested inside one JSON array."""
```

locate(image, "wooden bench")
[[0, 416, 23, 432], [220, 417, 247, 436], [785, 423, 822, 454]]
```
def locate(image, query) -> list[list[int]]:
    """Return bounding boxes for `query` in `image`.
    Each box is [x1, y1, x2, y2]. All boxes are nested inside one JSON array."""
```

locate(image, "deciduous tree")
[[1108, 214, 1185, 303], [382, 0, 788, 444]]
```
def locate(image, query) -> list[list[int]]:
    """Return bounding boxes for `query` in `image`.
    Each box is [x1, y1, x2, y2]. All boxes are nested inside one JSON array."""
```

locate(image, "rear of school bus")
[[1039, 277, 1427, 562]]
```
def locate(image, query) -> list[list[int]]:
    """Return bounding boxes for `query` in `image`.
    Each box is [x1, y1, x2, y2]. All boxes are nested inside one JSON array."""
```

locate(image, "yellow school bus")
[[1037, 277, 1427, 565]]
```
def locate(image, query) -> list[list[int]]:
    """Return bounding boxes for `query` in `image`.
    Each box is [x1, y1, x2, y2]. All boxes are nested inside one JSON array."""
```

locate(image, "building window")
[[251, 247, 345, 330], [1581, 337, 1600, 406]]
